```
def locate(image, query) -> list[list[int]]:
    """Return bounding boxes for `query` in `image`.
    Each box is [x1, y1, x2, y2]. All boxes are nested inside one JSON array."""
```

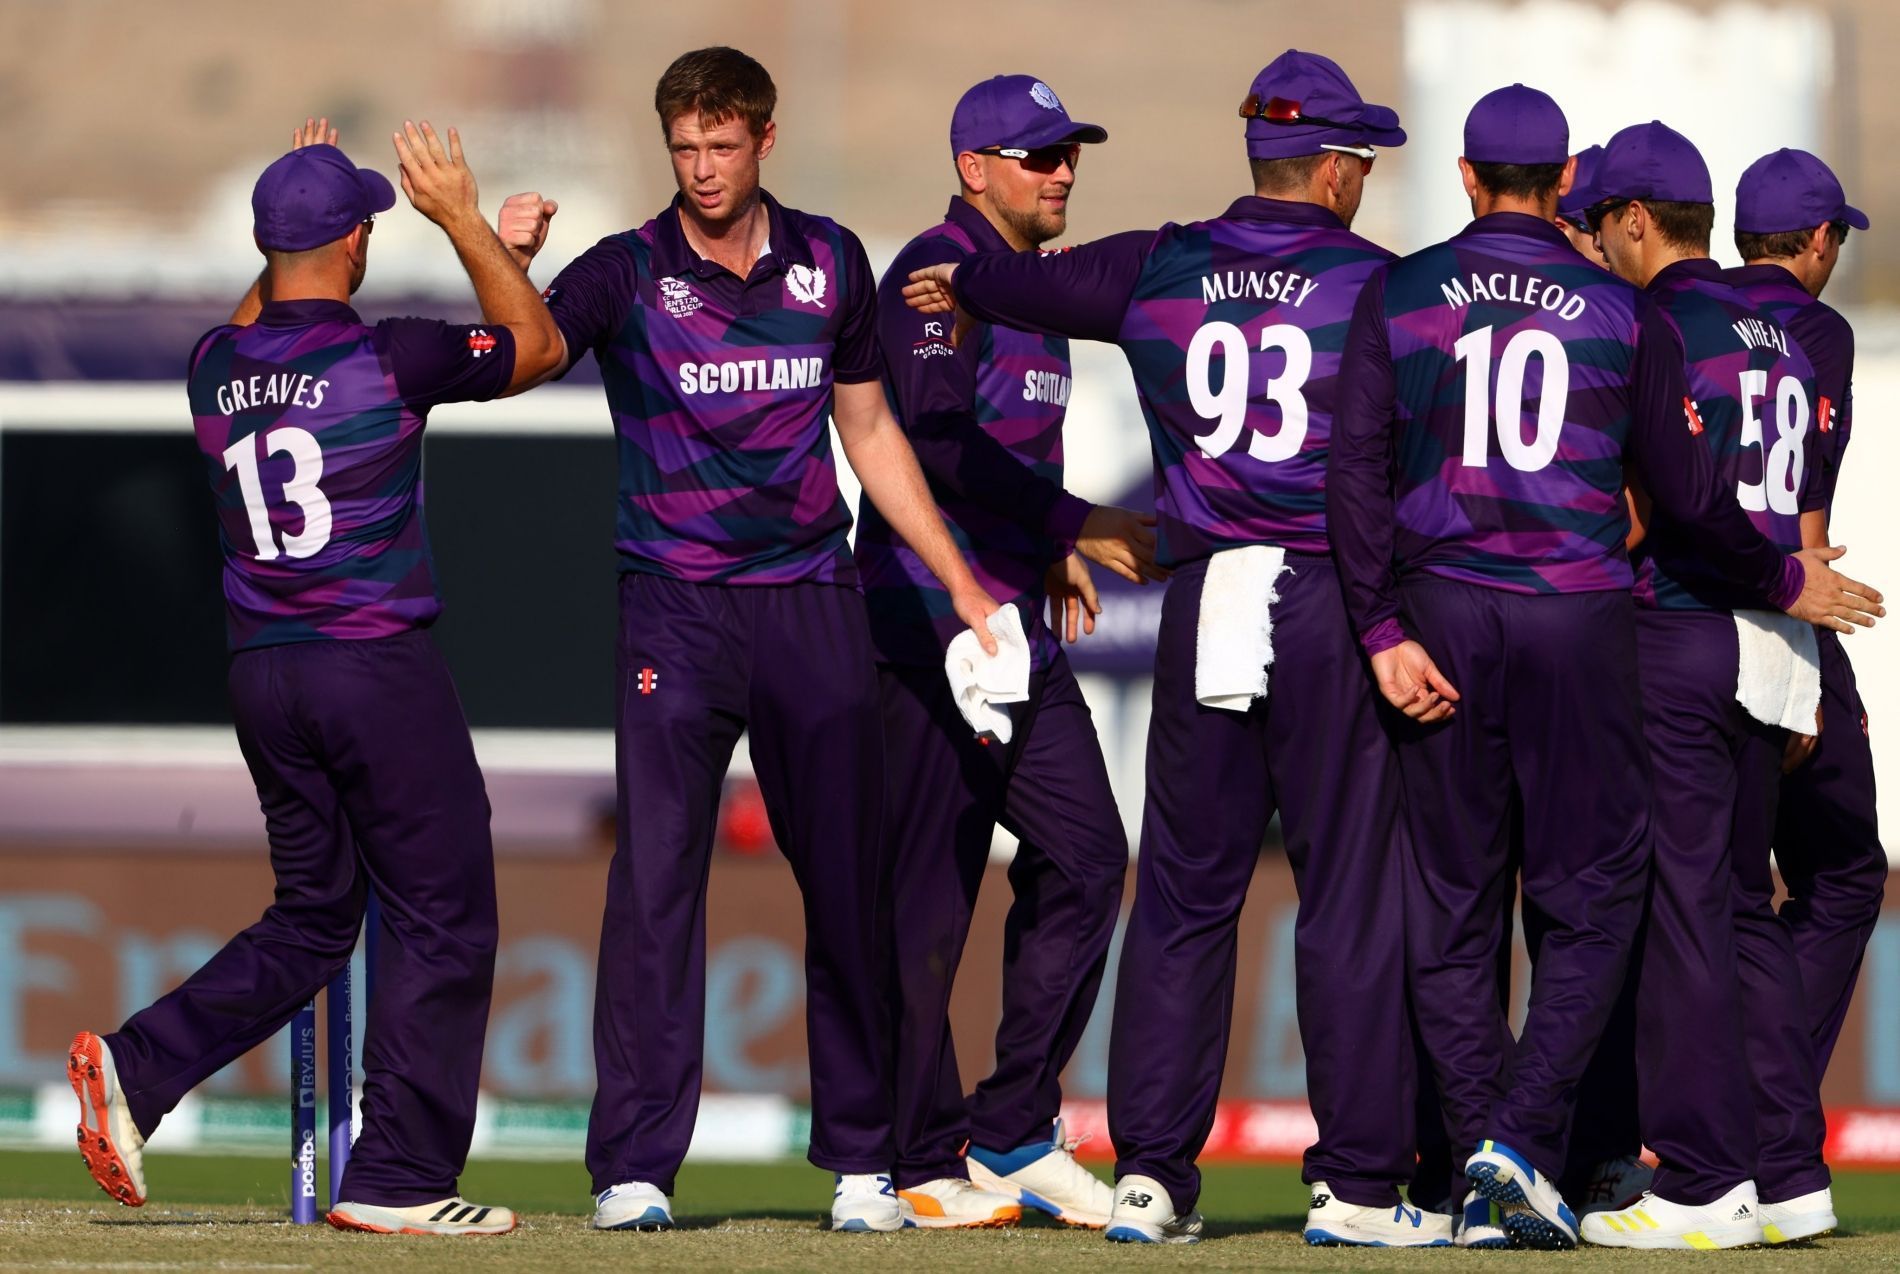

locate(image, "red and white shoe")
[[68, 1031, 146, 1208]]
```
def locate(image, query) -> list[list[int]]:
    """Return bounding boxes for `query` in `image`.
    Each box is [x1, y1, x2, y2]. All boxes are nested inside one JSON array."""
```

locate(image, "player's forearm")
[[1328, 283, 1407, 651], [440, 211, 564, 387], [844, 416, 982, 596], [955, 232, 1150, 343]]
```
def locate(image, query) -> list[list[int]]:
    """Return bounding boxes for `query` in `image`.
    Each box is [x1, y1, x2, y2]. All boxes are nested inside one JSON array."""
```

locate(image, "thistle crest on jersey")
[[786, 264, 827, 308]]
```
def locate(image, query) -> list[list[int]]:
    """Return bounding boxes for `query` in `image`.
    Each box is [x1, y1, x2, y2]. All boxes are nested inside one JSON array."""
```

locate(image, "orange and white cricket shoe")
[[327, 1198, 518, 1235], [68, 1031, 146, 1207], [897, 1177, 1022, 1229]]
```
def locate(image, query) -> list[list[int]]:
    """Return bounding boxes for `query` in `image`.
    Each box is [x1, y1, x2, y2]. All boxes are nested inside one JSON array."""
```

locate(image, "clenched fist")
[[498, 192, 559, 270]]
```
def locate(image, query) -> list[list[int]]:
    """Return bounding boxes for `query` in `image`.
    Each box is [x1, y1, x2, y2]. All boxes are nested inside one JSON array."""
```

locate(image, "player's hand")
[[902, 263, 960, 313], [1782, 706, 1823, 774], [1369, 640, 1459, 723], [498, 191, 559, 270], [1077, 506, 1168, 585], [292, 117, 338, 149], [392, 121, 481, 232], [1785, 546, 1884, 633], [952, 581, 1003, 657], [1046, 553, 1101, 644]]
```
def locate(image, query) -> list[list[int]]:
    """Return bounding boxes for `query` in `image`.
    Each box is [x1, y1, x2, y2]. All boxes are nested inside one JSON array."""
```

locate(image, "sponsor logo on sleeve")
[[1683, 397, 1705, 435], [786, 263, 827, 309], [468, 329, 498, 356], [913, 319, 955, 359], [1818, 394, 1835, 433]]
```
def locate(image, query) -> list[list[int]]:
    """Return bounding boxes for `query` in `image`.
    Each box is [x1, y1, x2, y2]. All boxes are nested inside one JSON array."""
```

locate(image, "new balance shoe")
[[328, 1198, 517, 1235], [68, 1031, 145, 1208], [1103, 1174, 1203, 1244], [591, 1180, 673, 1230], [897, 1176, 1021, 1229], [831, 1173, 902, 1233], [1466, 1139, 1579, 1250], [1456, 1190, 1511, 1249], [1760, 1186, 1835, 1245], [1570, 1154, 1654, 1217], [1580, 1182, 1766, 1249], [967, 1119, 1115, 1228], [1302, 1182, 1452, 1247]]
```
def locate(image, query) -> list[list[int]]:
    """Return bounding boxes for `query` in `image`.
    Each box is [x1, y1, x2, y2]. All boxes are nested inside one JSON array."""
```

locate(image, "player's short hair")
[[1468, 160, 1566, 201], [1248, 153, 1331, 194], [1735, 221, 1848, 262], [1638, 200, 1715, 253], [654, 46, 777, 138]]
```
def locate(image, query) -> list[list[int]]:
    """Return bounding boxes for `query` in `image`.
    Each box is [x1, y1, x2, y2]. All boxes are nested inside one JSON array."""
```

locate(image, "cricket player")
[[1725, 149, 1885, 1091], [908, 50, 1453, 1248], [491, 47, 999, 1234], [1327, 90, 1880, 1250], [1580, 124, 1849, 1249], [1555, 143, 1605, 259], [68, 119, 563, 1235], [858, 75, 1155, 1230]]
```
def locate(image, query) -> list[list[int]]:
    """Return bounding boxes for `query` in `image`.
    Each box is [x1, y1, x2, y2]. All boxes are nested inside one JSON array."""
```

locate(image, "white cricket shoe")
[[1570, 1154, 1655, 1217], [328, 1197, 517, 1235], [591, 1180, 674, 1230], [1302, 1182, 1452, 1246], [68, 1031, 146, 1207], [1580, 1182, 1766, 1249], [967, 1119, 1116, 1228], [1760, 1186, 1837, 1244], [1103, 1174, 1203, 1244], [1466, 1139, 1579, 1249], [897, 1176, 1022, 1229], [831, 1173, 903, 1233], [1456, 1190, 1511, 1249]]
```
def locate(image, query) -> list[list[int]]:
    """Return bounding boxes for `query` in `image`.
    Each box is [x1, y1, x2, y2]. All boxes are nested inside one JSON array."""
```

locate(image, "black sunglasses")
[[1584, 198, 1632, 232], [976, 142, 1081, 174]]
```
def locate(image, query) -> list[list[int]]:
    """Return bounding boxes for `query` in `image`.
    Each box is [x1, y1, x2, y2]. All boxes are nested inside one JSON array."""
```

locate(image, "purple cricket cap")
[[1240, 49, 1405, 161], [251, 144, 397, 252], [1463, 84, 1568, 164], [1558, 143, 1606, 223], [950, 75, 1107, 155], [1596, 121, 1713, 205], [1736, 148, 1869, 233]]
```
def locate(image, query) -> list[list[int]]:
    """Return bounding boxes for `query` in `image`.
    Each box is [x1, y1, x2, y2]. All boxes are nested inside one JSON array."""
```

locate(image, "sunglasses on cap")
[[975, 142, 1082, 174], [1238, 94, 1366, 132]]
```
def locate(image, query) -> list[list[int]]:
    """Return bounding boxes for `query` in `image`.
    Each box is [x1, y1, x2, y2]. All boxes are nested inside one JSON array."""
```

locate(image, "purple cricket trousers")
[[586, 574, 893, 1196], [1396, 579, 1650, 1186], [1776, 630, 1887, 1076], [1108, 553, 1416, 1212], [106, 630, 498, 1206], [880, 651, 1126, 1187], [1633, 609, 1829, 1206]]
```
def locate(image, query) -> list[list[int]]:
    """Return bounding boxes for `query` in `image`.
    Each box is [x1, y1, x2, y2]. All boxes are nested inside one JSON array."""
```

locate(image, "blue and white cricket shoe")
[[1456, 1190, 1511, 1249], [1102, 1174, 1202, 1244], [831, 1173, 902, 1233], [1466, 1140, 1579, 1249], [591, 1180, 673, 1231], [1301, 1182, 1451, 1246], [967, 1118, 1115, 1228]]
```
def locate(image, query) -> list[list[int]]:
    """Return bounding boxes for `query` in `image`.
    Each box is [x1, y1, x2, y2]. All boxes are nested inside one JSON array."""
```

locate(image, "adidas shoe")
[[1580, 1182, 1766, 1249], [1570, 1153, 1654, 1217], [68, 1031, 146, 1208], [897, 1176, 1021, 1229], [1302, 1182, 1452, 1246], [967, 1119, 1115, 1228], [1456, 1190, 1511, 1249], [591, 1180, 673, 1230], [327, 1197, 517, 1235], [1466, 1139, 1578, 1250], [831, 1173, 902, 1233], [1103, 1174, 1203, 1244], [1760, 1186, 1836, 1245]]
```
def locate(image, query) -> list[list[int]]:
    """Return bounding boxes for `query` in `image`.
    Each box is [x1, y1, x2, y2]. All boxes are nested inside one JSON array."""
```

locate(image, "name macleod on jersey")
[[1439, 271, 1589, 320], [214, 372, 331, 416], [677, 356, 827, 395]]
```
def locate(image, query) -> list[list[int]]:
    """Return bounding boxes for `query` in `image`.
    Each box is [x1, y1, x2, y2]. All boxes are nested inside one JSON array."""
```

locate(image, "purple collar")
[[1455, 211, 1572, 246], [943, 197, 1016, 253], [257, 298, 361, 327], [1646, 256, 1725, 292], [648, 188, 814, 280], [1726, 262, 1805, 291], [1220, 195, 1348, 230]]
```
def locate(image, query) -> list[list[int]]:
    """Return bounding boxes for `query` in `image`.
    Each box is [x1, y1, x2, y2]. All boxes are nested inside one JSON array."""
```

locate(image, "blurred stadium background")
[[2, 0, 1897, 1178]]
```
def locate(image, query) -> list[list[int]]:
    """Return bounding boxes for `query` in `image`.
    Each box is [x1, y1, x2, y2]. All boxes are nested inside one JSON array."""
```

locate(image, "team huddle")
[[59, 43, 1885, 1252]]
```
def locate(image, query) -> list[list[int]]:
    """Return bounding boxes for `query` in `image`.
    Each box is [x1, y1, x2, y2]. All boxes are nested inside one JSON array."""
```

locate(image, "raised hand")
[[1077, 506, 1169, 585], [292, 116, 338, 149], [392, 120, 480, 231], [903, 263, 960, 313], [497, 192, 560, 270], [1785, 545, 1884, 633]]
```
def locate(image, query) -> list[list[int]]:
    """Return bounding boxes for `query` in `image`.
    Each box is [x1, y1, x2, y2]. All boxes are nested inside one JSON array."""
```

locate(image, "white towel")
[[944, 605, 1032, 743], [1196, 545, 1290, 711], [1734, 610, 1822, 733]]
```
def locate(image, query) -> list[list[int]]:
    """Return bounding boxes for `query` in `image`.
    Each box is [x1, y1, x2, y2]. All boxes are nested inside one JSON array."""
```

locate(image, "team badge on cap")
[[1030, 81, 1062, 110]]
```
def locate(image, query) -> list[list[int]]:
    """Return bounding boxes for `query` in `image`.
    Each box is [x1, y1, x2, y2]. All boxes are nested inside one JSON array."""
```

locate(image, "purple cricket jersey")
[[187, 299, 517, 651], [1725, 263, 1853, 519], [542, 192, 880, 585], [1637, 258, 1823, 612], [1328, 213, 1802, 654], [855, 199, 1093, 669], [950, 198, 1394, 568]]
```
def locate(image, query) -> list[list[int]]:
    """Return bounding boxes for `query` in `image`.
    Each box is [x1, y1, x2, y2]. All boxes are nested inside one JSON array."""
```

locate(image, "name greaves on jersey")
[[215, 372, 331, 415]]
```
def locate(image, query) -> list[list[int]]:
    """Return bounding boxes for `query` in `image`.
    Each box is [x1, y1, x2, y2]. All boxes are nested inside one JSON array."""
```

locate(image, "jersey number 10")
[[221, 427, 333, 560]]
